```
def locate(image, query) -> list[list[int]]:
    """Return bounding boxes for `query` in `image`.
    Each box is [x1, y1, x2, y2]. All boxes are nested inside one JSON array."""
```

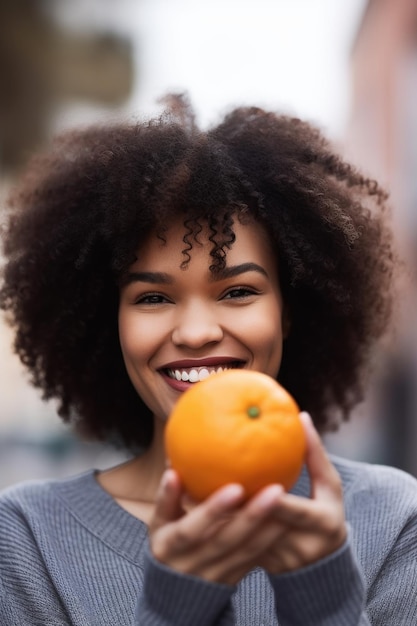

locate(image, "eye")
[[134, 292, 171, 305], [222, 287, 258, 300]]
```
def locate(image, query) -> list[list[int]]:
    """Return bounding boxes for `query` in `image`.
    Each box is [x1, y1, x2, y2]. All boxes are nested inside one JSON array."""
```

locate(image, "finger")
[[181, 491, 200, 513], [213, 517, 287, 584], [196, 487, 287, 583], [272, 495, 347, 564], [270, 491, 342, 531], [150, 469, 184, 531], [300, 412, 342, 500], [177, 483, 246, 541], [207, 484, 285, 552]]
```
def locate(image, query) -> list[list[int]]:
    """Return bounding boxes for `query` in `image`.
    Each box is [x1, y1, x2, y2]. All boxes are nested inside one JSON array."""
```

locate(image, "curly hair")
[[0, 95, 398, 449]]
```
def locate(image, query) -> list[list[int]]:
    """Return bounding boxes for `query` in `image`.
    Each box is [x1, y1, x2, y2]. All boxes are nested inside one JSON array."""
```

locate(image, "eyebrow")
[[209, 262, 268, 281], [122, 263, 268, 286], [122, 271, 173, 286]]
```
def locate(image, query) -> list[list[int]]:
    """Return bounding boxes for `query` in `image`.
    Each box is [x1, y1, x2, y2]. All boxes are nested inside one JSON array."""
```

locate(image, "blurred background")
[[1, 0, 417, 489]]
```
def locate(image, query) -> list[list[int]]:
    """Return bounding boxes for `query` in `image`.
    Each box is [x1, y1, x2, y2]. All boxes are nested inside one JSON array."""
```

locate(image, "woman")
[[0, 96, 416, 625]]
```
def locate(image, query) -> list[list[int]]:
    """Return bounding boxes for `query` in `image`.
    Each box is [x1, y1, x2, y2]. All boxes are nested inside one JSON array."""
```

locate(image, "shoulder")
[[332, 454, 417, 494], [0, 471, 95, 524], [0, 478, 61, 565], [0, 478, 54, 515], [331, 454, 417, 521], [0, 471, 99, 563], [330, 456, 417, 587]]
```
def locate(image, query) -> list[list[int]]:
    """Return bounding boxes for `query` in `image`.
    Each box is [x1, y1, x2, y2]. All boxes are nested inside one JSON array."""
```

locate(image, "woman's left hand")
[[259, 411, 347, 574]]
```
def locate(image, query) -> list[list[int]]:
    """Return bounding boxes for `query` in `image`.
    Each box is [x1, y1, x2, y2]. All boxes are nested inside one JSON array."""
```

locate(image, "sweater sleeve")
[[136, 546, 235, 626], [0, 579, 25, 626], [0, 500, 75, 626], [269, 505, 417, 625], [269, 534, 370, 626], [365, 514, 417, 624]]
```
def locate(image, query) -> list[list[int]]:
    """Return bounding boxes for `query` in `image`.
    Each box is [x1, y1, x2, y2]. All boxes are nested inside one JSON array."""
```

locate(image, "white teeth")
[[166, 364, 237, 383], [199, 368, 210, 380], [188, 369, 199, 383]]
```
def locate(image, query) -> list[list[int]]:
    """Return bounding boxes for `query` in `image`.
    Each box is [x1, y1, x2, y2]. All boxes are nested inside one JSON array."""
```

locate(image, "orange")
[[164, 369, 306, 502]]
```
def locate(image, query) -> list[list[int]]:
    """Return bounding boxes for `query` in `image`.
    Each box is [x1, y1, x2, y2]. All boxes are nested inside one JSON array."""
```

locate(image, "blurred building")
[[0, 0, 134, 175], [339, 0, 417, 476], [0, 0, 135, 486]]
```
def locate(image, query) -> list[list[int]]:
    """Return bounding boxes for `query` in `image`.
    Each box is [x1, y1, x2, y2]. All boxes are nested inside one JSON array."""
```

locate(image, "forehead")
[[133, 217, 276, 271]]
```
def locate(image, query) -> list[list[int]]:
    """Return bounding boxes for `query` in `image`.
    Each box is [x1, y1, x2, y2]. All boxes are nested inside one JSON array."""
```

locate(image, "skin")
[[99, 216, 347, 586]]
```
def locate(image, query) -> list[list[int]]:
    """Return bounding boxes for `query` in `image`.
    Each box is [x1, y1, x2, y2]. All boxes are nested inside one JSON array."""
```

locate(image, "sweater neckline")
[[51, 470, 149, 565], [50, 463, 313, 565]]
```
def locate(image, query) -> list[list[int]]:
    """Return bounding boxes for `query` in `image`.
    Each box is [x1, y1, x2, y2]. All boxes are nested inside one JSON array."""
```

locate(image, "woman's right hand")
[[149, 469, 286, 586]]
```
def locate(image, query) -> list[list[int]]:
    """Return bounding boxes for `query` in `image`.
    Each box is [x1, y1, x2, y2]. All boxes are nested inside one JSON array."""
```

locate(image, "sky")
[[56, 0, 367, 141], [134, 0, 366, 137]]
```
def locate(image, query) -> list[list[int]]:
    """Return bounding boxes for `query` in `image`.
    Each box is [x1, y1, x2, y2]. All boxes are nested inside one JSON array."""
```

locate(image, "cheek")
[[118, 315, 156, 401], [244, 303, 284, 366], [256, 319, 283, 355], [242, 298, 284, 340], [118, 312, 155, 365]]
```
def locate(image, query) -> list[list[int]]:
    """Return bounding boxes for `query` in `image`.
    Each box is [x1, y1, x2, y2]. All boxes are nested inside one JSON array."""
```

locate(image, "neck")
[[97, 416, 167, 507]]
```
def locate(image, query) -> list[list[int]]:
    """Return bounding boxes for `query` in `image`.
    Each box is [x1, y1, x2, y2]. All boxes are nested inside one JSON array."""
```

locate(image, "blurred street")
[[1, 0, 417, 487]]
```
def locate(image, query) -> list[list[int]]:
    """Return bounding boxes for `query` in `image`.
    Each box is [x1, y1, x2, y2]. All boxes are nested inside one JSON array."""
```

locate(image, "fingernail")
[[299, 411, 312, 423], [257, 484, 283, 508], [218, 484, 245, 503], [299, 411, 314, 430]]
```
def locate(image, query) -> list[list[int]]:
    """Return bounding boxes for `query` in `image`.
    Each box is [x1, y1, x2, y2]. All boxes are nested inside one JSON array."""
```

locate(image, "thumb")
[[299, 411, 341, 499], [150, 469, 184, 531]]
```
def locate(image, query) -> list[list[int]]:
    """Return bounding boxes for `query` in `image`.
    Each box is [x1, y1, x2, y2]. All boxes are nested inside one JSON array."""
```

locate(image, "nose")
[[171, 300, 224, 349]]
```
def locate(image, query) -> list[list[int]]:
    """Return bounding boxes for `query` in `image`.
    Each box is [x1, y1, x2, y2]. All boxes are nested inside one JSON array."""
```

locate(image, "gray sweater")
[[0, 455, 416, 625]]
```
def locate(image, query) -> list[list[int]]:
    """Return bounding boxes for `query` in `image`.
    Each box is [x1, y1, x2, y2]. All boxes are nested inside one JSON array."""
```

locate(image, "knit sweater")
[[0, 455, 416, 625]]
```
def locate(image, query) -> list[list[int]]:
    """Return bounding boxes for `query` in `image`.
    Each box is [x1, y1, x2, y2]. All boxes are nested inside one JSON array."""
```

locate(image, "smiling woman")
[[0, 94, 416, 625]]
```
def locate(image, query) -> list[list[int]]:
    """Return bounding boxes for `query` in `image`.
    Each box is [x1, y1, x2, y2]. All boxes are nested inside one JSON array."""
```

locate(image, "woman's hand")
[[149, 412, 347, 585], [259, 412, 347, 574], [149, 471, 287, 585]]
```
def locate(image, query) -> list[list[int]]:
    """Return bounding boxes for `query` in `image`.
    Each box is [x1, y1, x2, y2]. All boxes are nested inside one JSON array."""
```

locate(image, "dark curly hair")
[[0, 95, 398, 449]]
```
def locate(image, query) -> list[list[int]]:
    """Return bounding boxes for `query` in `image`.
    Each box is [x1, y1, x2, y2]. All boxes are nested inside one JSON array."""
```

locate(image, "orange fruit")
[[164, 369, 306, 502]]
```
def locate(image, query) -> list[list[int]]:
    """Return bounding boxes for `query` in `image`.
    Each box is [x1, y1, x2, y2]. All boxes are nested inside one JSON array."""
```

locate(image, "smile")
[[164, 362, 243, 383]]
